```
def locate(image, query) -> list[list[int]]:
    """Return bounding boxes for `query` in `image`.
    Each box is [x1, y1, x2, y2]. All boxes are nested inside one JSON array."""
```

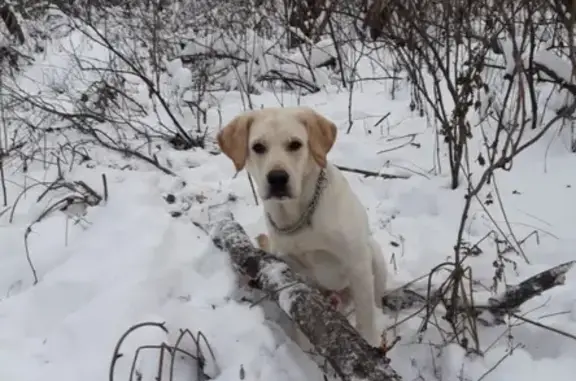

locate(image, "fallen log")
[[485, 260, 575, 324], [208, 208, 402, 381], [379, 260, 576, 327]]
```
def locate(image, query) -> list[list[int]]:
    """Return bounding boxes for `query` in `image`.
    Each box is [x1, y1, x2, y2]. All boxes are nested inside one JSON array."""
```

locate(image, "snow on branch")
[[378, 260, 576, 328], [530, 50, 576, 96], [208, 208, 402, 381]]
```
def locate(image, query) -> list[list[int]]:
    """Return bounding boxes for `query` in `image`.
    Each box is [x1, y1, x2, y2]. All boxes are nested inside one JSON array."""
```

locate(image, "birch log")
[[209, 209, 402, 381]]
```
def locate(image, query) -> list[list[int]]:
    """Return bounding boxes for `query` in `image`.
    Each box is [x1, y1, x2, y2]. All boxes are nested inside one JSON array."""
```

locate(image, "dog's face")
[[217, 107, 337, 201]]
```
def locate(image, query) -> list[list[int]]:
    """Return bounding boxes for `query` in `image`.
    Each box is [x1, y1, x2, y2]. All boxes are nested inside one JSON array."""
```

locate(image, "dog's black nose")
[[267, 169, 289, 188]]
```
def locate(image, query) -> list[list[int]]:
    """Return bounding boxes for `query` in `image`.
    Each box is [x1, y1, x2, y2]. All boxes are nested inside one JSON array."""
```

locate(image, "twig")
[[0, 156, 7, 206], [102, 173, 109, 202], [23, 225, 38, 285], [109, 321, 168, 381], [511, 313, 576, 341], [374, 112, 392, 127], [476, 343, 522, 381], [247, 172, 259, 206], [335, 165, 410, 179]]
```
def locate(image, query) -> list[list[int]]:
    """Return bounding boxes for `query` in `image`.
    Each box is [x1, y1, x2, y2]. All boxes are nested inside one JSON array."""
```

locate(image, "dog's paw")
[[256, 233, 270, 251], [355, 320, 382, 348], [365, 334, 382, 348]]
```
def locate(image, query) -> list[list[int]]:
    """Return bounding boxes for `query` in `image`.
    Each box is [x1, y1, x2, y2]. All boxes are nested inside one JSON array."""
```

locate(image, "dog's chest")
[[272, 231, 349, 291], [272, 229, 319, 252]]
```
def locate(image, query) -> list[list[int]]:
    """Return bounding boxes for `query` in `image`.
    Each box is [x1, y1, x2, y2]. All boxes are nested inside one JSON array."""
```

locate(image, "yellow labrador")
[[217, 106, 388, 347]]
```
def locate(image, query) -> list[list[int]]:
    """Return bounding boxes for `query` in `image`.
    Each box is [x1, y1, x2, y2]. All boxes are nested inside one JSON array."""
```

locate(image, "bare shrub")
[[359, 0, 576, 356]]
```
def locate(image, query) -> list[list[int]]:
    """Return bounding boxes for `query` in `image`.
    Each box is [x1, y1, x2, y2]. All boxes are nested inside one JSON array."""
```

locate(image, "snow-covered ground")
[[2, 9, 576, 381]]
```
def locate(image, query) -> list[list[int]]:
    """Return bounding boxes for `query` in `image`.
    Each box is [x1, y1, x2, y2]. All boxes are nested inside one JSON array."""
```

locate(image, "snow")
[[2, 9, 576, 381], [533, 50, 573, 84]]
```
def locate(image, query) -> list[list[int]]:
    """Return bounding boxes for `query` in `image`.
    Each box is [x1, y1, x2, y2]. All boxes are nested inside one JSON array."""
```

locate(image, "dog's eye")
[[287, 140, 302, 152], [252, 142, 267, 154]]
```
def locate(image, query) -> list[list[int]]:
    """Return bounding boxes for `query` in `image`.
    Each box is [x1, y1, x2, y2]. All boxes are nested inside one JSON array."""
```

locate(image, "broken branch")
[[379, 260, 576, 328]]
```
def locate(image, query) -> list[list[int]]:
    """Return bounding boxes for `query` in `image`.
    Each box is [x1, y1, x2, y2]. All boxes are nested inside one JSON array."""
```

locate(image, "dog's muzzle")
[[266, 169, 291, 199]]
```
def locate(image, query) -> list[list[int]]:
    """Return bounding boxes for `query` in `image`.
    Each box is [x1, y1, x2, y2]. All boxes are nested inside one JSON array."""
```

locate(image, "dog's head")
[[217, 106, 337, 201]]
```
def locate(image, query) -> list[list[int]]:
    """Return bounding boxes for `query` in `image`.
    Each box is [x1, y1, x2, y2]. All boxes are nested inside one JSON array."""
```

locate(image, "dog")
[[216, 106, 388, 347]]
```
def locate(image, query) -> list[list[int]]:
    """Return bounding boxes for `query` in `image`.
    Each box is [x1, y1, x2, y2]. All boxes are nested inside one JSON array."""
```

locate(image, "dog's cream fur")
[[217, 106, 388, 347]]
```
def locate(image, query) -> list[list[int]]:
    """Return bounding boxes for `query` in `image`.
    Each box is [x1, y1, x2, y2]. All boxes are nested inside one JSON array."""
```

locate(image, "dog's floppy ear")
[[217, 112, 254, 172], [298, 108, 337, 168]]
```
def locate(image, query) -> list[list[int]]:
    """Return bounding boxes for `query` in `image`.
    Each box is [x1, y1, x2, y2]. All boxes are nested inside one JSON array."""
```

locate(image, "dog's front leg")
[[344, 245, 380, 347], [370, 238, 388, 309]]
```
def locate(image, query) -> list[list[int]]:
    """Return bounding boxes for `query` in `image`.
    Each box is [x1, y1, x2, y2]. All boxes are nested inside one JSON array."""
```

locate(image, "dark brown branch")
[[335, 165, 410, 179], [209, 209, 402, 381]]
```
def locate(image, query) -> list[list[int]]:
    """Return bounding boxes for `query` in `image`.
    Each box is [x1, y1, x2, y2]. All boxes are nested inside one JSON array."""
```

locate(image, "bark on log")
[[208, 209, 402, 381]]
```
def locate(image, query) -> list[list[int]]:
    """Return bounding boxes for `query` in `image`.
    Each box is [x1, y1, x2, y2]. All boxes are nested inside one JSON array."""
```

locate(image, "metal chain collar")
[[266, 168, 327, 235]]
